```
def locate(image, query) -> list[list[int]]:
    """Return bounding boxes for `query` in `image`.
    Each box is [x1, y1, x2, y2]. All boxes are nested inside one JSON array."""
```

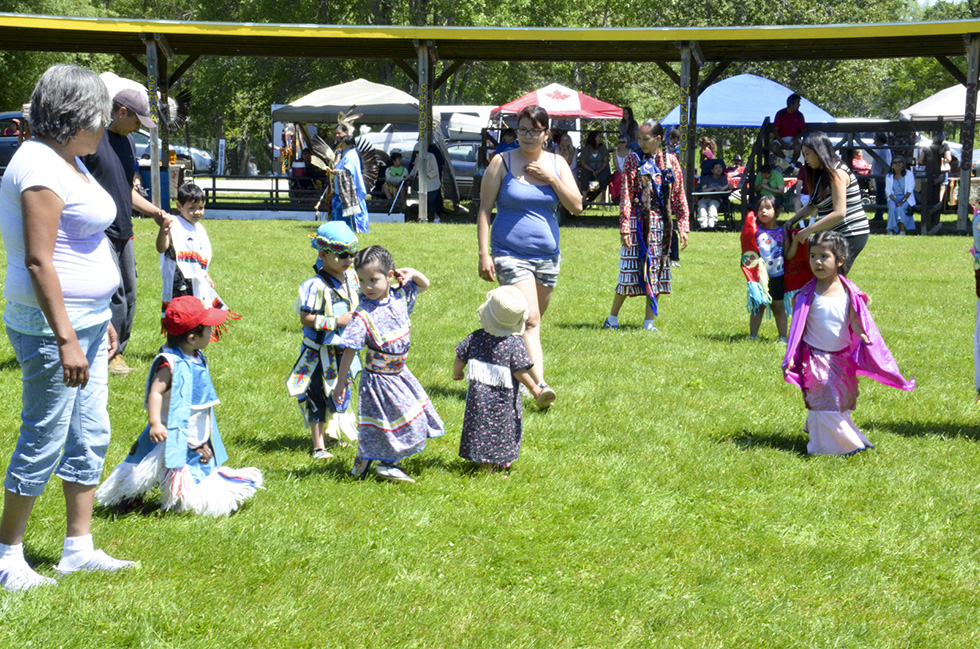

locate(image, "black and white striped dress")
[[812, 163, 870, 238]]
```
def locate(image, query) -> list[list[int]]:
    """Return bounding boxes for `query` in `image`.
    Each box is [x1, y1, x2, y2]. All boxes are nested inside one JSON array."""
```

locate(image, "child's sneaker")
[[602, 316, 618, 329], [374, 462, 415, 483], [312, 448, 333, 460], [350, 457, 373, 478]]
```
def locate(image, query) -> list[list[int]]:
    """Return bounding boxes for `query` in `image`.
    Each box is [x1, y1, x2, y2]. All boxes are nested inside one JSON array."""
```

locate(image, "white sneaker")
[[374, 463, 415, 483]]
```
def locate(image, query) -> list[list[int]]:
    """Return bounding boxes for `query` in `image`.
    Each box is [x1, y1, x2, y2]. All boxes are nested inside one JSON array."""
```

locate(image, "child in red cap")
[[96, 297, 262, 516]]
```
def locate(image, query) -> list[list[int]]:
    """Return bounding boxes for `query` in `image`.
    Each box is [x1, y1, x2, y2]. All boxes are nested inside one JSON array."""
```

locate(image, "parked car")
[[446, 141, 478, 196], [0, 111, 25, 176], [133, 129, 215, 174]]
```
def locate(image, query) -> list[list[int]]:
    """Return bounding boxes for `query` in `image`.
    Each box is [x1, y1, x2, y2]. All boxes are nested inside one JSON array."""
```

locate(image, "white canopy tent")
[[272, 78, 419, 124], [900, 84, 978, 122]]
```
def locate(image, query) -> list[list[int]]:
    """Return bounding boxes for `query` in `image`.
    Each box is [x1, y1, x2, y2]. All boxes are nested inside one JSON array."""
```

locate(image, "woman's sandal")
[[535, 383, 557, 410], [312, 448, 333, 460]]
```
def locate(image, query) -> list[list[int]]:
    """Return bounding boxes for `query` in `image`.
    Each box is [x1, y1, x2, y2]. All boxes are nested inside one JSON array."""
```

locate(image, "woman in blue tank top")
[[477, 105, 583, 410]]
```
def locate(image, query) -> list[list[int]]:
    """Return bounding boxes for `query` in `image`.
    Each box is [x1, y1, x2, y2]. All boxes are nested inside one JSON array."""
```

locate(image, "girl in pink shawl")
[[782, 231, 915, 455]]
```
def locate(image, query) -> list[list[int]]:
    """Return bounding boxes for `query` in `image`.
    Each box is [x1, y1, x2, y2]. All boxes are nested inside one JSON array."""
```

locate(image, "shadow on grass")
[[424, 383, 467, 401], [867, 419, 980, 442], [698, 332, 768, 343], [0, 355, 19, 372], [236, 433, 313, 454], [726, 429, 809, 457], [23, 545, 59, 567]]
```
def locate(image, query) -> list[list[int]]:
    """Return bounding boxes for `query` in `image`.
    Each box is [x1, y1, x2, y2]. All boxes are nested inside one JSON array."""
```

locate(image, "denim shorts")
[[493, 254, 561, 288], [4, 322, 111, 496]]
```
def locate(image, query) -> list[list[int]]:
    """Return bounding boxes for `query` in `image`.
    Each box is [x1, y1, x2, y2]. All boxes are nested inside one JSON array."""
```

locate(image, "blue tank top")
[[490, 153, 561, 259]]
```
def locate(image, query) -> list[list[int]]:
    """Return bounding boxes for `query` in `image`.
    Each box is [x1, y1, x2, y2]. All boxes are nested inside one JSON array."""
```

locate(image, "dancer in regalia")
[[97, 297, 262, 515], [602, 118, 689, 331]]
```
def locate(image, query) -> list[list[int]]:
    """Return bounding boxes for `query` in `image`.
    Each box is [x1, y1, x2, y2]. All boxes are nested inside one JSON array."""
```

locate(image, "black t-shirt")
[[81, 130, 136, 239]]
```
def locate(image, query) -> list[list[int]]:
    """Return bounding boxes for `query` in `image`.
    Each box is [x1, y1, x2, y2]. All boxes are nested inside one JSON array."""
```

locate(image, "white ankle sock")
[[0, 542, 56, 591], [55, 534, 135, 575], [643, 319, 657, 331]]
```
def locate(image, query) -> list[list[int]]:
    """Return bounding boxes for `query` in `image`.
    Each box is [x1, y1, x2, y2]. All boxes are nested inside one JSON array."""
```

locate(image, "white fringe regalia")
[[96, 347, 262, 516]]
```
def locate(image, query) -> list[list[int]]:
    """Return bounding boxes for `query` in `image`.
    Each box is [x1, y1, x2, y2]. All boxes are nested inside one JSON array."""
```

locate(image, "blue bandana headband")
[[311, 222, 358, 255]]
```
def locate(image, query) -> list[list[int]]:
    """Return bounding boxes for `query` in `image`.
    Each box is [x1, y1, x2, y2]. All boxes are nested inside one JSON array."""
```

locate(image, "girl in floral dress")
[[453, 286, 541, 472], [333, 246, 444, 483]]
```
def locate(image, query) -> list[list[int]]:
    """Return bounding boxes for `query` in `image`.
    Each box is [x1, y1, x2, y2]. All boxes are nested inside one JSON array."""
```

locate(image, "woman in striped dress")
[[788, 132, 870, 272]]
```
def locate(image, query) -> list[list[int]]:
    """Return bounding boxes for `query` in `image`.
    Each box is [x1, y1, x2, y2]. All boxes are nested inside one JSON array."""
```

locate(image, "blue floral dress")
[[337, 280, 444, 462]]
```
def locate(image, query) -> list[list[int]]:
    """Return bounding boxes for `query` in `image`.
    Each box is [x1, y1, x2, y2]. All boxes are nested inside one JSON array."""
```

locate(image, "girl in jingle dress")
[[603, 118, 689, 331]]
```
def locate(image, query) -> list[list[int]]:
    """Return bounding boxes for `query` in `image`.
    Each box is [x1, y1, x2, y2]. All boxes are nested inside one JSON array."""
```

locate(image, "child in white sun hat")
[[453, 286, 543, 473]]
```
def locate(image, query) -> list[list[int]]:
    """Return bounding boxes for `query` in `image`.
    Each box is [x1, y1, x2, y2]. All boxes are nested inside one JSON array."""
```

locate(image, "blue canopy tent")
[[661, 74, 835, 127]]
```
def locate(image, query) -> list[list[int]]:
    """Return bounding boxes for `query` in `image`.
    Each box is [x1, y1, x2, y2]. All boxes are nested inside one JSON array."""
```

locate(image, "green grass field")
[[0, 219, 977, 648]]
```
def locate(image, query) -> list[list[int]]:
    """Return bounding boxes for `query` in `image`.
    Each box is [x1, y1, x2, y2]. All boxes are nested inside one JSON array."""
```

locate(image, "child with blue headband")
[[287, 222, 362, 458]]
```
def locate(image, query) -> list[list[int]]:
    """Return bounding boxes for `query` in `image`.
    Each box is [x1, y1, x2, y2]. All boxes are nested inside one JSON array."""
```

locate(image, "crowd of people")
[[0, 65, 921, 593]]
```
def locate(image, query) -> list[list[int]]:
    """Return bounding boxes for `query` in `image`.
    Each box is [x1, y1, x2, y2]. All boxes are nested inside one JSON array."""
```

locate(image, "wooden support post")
[[679, 44, 700, 198], [416, 40, 434, 222], [145, 35, 162, 208], [959, 35, 979, 231]]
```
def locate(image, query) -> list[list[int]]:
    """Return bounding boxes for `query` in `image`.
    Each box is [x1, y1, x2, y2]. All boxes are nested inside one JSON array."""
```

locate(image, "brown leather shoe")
[[108, 355, 133, 376]]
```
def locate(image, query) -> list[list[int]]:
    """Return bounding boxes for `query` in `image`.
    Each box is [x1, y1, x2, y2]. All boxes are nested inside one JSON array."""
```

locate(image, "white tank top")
[[803, 291, 850, 352]]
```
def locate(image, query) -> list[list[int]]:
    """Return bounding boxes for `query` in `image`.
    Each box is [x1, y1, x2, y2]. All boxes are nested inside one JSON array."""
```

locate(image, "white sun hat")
[[477, 285, 529, 338]]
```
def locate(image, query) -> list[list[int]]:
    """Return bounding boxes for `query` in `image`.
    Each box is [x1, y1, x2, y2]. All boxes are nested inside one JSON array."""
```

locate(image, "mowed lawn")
[[0, 218, 978, 649]]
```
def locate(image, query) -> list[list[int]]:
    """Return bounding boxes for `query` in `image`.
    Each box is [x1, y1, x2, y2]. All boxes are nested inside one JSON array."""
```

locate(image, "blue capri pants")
[[4, 322, 111, 496]]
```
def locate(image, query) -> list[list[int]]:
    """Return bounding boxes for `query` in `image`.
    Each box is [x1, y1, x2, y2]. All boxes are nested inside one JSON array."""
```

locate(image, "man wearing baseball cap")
[[82, 88, 170, 376]]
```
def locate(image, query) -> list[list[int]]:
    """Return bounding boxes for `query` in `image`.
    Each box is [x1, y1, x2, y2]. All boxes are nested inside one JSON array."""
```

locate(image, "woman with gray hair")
[[0, 64, 135, 591]]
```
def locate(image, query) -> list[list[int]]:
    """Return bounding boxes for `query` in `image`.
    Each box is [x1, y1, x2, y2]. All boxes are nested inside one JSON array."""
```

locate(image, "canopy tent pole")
[[958, 35, 979, 232]]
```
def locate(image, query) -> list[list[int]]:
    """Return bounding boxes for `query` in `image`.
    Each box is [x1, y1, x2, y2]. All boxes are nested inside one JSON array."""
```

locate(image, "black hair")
[[517, 105, 549, 130], [586, 131, 601, 149], [353, 244, 394, 274], [787, 93, 801, 106], [336, 123, 350, 134], [639, 118, 664, 139], [167, 324, 206, 349], [760, 163, 773, 174], [390, 151, 402, 162], [802, 132, 843, 202], [756, 195, 776, 214], [341, 134, 356, 148], [808, 230, 851, 276], [668, 128, 680, 140], [501, 127, 517, 140], [177, 183, 205, 205]]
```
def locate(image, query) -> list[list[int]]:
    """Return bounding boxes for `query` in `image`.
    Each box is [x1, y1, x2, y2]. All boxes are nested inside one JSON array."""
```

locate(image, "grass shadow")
[[867, 419, 980, 442], [236, 433, 317, 454], [0, 356, 20, 372], [279, 457, 352, 480], [23, 545, 59, 568], [725, 428, 809, 457], [698, 332, 773, 343], [424, 383, 467, 401]]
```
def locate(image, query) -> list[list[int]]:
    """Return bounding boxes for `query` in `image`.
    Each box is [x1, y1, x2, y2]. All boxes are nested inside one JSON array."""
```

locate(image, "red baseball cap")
[[164, 296, 228, 335]]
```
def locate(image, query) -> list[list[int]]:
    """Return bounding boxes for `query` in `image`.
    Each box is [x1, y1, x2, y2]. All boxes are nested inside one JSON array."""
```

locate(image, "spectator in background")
[[82, 88, 169, 377], [383, 150, 407, 209], [578, 130, 611, 202], [698, 136, 716, 167], [496, 128, 519, 154], [556, 133, 577, 179], [850, 149, 872, 195], [771, 93, 806, 169], [753, 163, 785, 211], [885, 155, 916, 235], [696, 159, 732, 229], [618, 106, 639, 150], [610, 135, 630, 204], [870, 132, 892, 221], [667, 129, 681, 156], [247, 156, 259, 176]]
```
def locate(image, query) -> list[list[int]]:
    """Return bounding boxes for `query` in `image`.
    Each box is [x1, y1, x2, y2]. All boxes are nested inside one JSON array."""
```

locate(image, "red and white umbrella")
[[491, 83, 623, 120]]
